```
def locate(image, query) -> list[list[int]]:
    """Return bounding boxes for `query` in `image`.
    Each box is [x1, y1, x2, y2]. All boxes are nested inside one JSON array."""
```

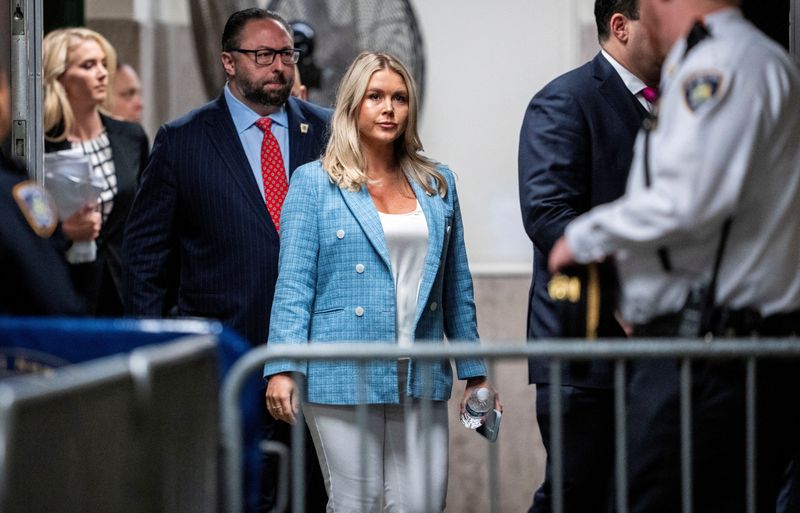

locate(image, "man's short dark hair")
[[595, 0, 639, 43], [221, 8, 293, 51]]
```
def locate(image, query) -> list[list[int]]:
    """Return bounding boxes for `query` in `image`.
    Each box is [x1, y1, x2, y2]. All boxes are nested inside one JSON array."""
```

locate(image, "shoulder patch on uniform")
[[12, 181, 57, 238], [683, 71, 724, 113]]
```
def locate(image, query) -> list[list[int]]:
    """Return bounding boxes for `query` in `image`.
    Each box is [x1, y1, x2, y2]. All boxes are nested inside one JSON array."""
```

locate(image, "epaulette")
[[684, 20, 711, 58]]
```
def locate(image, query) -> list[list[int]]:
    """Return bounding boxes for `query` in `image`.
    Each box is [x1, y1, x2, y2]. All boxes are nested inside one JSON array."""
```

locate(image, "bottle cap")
[[476, 387, 490, 401]]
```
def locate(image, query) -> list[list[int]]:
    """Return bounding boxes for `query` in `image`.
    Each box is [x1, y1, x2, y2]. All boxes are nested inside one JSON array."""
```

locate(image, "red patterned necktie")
[[255, 117, 289, 233]]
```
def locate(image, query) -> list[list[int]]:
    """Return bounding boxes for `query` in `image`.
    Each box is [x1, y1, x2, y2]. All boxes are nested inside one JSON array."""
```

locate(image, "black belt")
[[634, 308, 800, 337]]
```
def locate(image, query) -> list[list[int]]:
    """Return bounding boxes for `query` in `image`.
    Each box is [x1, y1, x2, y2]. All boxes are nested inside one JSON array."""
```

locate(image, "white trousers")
[[303, 364, 449, 513]]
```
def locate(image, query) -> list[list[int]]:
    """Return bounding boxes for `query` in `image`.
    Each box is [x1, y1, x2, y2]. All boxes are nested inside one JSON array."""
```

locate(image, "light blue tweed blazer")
[[263, 160, 487, 404]]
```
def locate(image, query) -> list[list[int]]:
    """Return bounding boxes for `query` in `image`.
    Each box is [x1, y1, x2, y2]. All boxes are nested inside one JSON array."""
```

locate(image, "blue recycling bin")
[[0, 316, 263, 513]]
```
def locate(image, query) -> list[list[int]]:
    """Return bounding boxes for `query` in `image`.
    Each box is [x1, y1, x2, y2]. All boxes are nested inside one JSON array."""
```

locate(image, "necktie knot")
[[256, 117, 272, 132], [641, 86, 660, 104]]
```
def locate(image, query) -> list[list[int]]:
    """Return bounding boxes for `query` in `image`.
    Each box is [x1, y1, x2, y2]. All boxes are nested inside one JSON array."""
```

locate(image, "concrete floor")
[[444, 274, 546, 513]]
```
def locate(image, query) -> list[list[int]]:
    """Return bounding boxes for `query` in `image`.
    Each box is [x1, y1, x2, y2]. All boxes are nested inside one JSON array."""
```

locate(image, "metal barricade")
[[221, 339, 800, 513], [0, 335, 219, 512]]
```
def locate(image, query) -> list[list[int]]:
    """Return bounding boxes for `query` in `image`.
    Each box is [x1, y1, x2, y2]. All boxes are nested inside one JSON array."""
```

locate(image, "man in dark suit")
[[122, 8, 331, 512], [517, 1, 662, 511]]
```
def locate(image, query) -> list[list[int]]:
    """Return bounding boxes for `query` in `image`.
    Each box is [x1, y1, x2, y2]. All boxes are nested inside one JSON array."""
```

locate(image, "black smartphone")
[[476, 408, 502, 442]]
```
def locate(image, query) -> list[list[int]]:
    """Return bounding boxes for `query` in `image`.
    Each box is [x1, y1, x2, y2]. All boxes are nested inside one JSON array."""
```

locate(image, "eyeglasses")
[[228, 47, 301, 66]]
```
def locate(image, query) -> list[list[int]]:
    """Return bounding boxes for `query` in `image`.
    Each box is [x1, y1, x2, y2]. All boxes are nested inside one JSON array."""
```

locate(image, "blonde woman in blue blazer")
[[264, 52, 498, 512]]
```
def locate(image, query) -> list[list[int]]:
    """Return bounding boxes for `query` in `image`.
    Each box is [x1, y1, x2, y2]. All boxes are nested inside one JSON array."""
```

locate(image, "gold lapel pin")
[[300, 123, 309, 134]]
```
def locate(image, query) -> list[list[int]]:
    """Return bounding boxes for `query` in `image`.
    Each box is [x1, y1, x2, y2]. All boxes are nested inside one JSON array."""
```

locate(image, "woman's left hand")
[[460, 376, 503, 418], [265, 372, 300, 424]]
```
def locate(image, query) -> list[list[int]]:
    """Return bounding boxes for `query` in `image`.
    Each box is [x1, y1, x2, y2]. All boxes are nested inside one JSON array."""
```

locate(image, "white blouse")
[[72, 130, 117, 224], [378, 200, 429, 347]]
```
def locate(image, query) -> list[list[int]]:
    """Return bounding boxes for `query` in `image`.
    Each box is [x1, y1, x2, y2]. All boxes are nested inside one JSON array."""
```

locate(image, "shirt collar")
[[601, 49, 648, 97], [224, 83, 288, 135], [660, 7, 742, 91], [702, 6, 742, 32]]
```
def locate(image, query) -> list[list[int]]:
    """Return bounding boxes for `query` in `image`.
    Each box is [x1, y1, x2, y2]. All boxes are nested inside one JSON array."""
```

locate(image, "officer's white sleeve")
[[566, 64, 767, 264]]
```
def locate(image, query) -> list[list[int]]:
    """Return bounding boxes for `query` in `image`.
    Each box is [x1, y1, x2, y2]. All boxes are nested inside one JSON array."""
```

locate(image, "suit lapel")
[[100, 116, 137, 236], [286, 97, 314, 176], [339, 185, 392, 270], [204, 94, 271, 230], [102, 117, 136, 202], [593, 53, 647, 139], [410, 179, 445, 327]]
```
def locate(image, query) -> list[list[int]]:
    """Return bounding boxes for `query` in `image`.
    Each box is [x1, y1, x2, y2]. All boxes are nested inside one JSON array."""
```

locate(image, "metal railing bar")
[[354, 399, 368, 509], [488, 425, 500, 513], [292, 378, 306, 513], [227, 340, 800, 367], [615, 359, 628, 513], [356, 362, 368, 511], [488, 358, 500, 513], [402, 360, 414, 511], [421, 362, 434, 513], [680, 358, 692, 513], [259, 441, 289, 513], [549, 359, 563, 513], [221, 340, 800, 513], [746, 358, 757, 513]]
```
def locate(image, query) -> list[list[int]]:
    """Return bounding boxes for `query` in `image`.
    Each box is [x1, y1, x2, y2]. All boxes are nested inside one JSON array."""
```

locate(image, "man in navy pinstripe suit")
[[122, 8, 331, 512]]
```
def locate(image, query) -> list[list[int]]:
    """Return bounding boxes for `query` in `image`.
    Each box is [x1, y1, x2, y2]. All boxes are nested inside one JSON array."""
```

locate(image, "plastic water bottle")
[[461, 387, 492, 429]]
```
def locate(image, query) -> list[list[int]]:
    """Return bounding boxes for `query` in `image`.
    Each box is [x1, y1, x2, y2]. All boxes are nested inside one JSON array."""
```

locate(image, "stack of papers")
[[44, 149, 104, 220], [44, 149, 105, 263]]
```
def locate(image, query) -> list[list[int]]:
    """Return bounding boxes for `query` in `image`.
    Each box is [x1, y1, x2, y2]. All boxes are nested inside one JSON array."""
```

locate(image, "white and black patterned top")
[[72, 131, 116, 225]]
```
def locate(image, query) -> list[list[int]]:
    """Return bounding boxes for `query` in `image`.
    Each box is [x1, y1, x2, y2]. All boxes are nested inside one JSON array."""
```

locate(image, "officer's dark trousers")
[[626, 357, 800, 513], [777, 459, 800, 513], [529, 385, 615, 513]]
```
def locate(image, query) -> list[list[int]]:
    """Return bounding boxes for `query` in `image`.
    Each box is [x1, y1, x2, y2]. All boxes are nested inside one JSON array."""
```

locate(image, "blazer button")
[[355, 263, 365, 273], [336, 229, 345, 239], [355, 307, 365, 317], [430, 302, 438, 311]]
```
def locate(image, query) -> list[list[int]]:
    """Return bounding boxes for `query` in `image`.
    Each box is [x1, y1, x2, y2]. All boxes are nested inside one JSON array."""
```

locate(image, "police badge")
[[12, 181, 58, 238], [683, 72, 723, 112]]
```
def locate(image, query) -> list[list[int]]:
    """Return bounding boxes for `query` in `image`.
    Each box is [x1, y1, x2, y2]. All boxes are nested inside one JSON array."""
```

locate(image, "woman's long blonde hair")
[[322, 52, 447, 197], [43, 28, 116, 142]]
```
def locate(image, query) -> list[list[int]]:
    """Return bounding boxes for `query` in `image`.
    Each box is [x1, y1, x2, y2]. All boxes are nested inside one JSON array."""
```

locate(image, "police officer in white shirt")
[[548, 0, 800, 511]]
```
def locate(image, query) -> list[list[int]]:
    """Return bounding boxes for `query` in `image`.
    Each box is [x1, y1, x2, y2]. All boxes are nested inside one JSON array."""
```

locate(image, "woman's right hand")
[[62, 204, 101, 242], [265, 372, 299, 424]]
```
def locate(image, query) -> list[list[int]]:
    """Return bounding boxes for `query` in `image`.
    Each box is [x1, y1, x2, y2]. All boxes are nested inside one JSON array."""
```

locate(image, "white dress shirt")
[[601, 49, 653, 112], [224, 84, 290, 202]]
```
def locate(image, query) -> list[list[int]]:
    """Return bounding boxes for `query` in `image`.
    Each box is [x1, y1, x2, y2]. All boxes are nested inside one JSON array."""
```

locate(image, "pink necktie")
[[255, 117, 289, 233], [641, 86, 660, 104]]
